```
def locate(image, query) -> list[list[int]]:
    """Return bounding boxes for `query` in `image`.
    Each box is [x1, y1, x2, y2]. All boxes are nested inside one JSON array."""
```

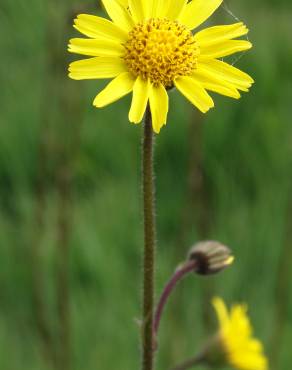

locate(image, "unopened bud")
[[188, 241, 234, 275]]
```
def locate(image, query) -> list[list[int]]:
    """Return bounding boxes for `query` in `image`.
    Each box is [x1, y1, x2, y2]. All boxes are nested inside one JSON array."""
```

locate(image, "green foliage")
[[0, 1, 292, 369]]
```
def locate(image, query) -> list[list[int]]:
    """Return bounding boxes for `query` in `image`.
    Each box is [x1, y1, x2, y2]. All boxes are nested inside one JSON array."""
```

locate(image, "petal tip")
[[92, 99, 101, 108], [93, 94, 107, 108], [128, 113, 141, 125], [152, 124, 164, 134], [92, 101, 102, 108], [206, 103, 215, 113], [246, 41, 253, 49], [68, 73, 76, 80], [205, 101, 215, 112]]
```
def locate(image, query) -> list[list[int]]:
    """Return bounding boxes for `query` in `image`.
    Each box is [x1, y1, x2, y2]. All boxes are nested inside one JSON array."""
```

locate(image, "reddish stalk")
[[142, 106, 156, 370], [153, 260, 197, 348]]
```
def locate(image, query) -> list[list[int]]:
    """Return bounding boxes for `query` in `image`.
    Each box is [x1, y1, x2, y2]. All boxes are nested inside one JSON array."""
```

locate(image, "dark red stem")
[[153, 259, 197, 344]]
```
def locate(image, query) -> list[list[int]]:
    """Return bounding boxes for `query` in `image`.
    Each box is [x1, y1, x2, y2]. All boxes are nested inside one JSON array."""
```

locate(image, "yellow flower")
[[68, 0, 254, 133], [212, 297, 268, 370]]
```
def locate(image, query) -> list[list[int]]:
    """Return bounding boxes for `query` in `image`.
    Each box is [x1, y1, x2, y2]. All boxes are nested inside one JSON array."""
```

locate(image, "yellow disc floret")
[[124, 18, 199, 88]]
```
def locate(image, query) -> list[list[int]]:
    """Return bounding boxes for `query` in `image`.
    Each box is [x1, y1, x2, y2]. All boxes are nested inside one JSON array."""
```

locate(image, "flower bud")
[[188, 241, 234, 275]]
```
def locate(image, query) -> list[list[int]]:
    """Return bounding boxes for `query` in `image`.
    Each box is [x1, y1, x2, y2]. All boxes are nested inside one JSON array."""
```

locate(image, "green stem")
[[142, 106, 156, 370], [31, 93, 56, 367], [56, 163, 71, 370], [270, 191, 292, 369], [170, 354, 204, 370]]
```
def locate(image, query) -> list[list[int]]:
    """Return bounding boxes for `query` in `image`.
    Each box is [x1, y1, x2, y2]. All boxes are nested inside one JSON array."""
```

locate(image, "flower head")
[[188, 240, 234, 275], [209, 297, 268, 370], [68, 0, 254, 133]]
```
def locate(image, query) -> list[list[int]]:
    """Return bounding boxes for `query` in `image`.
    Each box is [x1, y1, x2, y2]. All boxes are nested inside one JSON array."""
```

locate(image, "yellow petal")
[[175, 76, 214, 113], [128, 0, 144, 22], [116, 0, 128, 6], [73, 14, 128, 42], [93, 72, 135, 107], [149, 83, 169, 133], [166, 0, 187, 20], [101, 0, 134, 32], [230, 304, 252, 336], [145, 0, 160, 17], [195, 23, 249, 46], [212, 297, 230, 328], [128, 0, 157, 20], [129, 77, 150, 123], [199, 59, 254, 91], [153, 0, 170, 17], [212, 298, 268, 370], [68, 56, 127, 80], [199, 39, 252, 58], [68, 38, 124, 57], [179, 0, 223, 30], [192, 68, 241, 99], [232, 353, 267, 370]]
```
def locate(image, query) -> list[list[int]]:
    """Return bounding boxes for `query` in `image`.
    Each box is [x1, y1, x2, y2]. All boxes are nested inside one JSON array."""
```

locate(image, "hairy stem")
[[142, 106, 156, 370]]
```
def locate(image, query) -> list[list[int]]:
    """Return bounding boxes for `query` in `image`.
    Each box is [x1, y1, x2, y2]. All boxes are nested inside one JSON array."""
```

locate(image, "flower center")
[[123, 18, 199, 87]]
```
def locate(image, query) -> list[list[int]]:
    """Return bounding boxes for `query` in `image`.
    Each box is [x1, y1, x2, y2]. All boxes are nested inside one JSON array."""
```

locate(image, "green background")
[[0, 0, 291, 369]]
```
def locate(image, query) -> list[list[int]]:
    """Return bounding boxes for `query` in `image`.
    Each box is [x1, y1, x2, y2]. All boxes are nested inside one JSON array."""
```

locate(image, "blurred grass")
[[0, 0, 292, 369]]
